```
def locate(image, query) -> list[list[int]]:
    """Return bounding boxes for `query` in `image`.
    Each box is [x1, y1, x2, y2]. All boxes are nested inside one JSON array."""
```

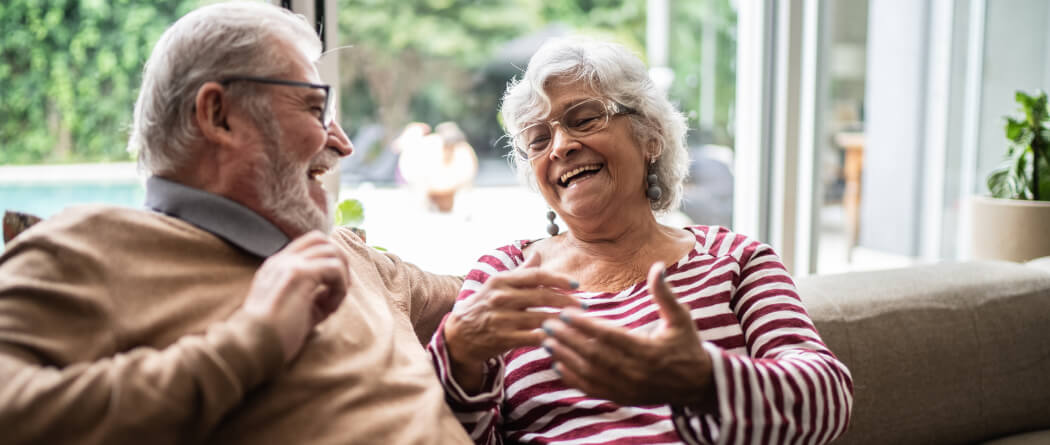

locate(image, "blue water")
[[1, 182, 145, 219]]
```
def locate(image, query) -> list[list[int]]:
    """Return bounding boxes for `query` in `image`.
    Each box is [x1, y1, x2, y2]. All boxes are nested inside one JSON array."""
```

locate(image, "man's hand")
[[242, 231, 351, 363]]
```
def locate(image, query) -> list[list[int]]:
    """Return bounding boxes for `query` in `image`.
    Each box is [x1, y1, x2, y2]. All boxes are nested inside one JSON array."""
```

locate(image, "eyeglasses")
[[512, 98, 634, 161], [220, 76, 335, 129]]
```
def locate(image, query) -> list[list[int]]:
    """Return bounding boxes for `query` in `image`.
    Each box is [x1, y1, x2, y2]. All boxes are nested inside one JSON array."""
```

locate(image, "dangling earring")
[[646, 160, 663, 201], [546, 209, 560, 236]]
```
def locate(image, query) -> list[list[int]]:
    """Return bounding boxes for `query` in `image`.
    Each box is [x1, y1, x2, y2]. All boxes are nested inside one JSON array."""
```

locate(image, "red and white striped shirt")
[[428, 226, 853, 445]]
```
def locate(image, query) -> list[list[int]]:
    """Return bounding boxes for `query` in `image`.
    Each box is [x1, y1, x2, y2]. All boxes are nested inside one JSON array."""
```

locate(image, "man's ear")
[[195, 82, 236, 147]]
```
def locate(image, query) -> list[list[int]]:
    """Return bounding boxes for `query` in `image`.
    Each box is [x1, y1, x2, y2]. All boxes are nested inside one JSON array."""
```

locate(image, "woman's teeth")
[[559, 164, 601, 185]]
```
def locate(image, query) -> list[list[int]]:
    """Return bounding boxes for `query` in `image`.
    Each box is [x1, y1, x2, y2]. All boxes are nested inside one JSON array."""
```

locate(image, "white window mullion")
[[957, 0, 987, 260], [288, 0, 342, 203], [794, 0, 826, 276], [769, 0, 800, 268], [733, 0, 776, 244], [734, 0, 822, 276], [770, 0, 823, 276], [920, 0, 955, 261]]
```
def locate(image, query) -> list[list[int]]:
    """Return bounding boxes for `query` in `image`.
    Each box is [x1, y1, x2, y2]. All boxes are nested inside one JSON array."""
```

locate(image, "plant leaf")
[[988, 164, 1014, 199], [1017, 90, 1036, 119], [1034, 91, 1049, 123], [1038, 154, 1050, 201], [1005, 117, 1026, 142], [1012, 147, 1029, 198], [334, 199, 365, 227], [1015, 90, 1031, 105]]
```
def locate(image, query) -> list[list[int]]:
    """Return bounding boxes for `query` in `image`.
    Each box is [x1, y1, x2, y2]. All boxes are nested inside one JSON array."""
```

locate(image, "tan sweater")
[[0, 205, 472, 445]]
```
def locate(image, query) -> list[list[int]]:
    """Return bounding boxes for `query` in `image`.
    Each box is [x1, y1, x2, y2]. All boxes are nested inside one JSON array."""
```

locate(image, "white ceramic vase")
[[971, 196, 1050, 262]]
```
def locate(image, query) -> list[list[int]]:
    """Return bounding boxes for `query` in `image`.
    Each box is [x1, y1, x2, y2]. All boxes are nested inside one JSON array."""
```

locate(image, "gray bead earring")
[[546, 210, 560, 236], [646, 161, 663, 201]]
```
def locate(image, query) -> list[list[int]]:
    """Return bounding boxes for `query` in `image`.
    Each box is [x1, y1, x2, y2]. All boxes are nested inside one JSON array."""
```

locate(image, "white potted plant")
[[972, 90, 1050, 262]]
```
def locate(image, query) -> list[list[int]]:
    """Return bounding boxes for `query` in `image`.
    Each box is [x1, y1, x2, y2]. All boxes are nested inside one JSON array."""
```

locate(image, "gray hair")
[[129, 2, 321, 175], [499, 37, 689, 212]]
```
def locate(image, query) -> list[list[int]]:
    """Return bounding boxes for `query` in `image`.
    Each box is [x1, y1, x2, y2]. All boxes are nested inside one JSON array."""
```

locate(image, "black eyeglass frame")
[[511, 98, 635, 161], [219, 76, 334, 129]]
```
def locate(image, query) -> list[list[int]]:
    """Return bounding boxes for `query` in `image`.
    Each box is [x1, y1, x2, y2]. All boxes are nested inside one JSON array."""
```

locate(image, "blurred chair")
[[679, 145, 734, 228], [3, 210, 42, 246]]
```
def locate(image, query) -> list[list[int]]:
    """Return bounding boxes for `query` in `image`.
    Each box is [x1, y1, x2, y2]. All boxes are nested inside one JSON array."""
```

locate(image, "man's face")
[[249, 44, 353, 238]]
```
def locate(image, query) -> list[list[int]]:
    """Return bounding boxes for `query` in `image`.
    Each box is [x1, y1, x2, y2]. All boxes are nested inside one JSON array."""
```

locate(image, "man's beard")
[[257, 123, 333, 237]]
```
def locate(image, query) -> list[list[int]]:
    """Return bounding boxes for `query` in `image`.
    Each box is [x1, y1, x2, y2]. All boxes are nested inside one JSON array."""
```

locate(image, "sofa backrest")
[[797, 261, 1050, 445]]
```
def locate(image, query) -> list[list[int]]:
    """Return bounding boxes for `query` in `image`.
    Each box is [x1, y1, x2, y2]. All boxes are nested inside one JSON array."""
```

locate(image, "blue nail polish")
[[542, 343, 552, 354], [541, 321, 554, 336], [569, 280, 580, 290], [551, 363, 562, 377], [580, 301, 590, 310], [559, 312, 571, 323]]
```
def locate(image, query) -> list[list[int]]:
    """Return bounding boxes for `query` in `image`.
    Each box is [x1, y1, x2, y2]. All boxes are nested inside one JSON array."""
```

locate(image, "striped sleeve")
[[672, 228, 854, 445], [426, 244, 525, 445]]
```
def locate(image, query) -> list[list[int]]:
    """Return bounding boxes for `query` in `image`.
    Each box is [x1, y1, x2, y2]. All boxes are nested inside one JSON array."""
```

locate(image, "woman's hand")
[[541, 262, 717, 411], [443, 254, 582, 393]]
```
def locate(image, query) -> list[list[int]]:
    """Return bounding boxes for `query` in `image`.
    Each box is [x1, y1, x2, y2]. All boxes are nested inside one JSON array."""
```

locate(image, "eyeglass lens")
[[517, 99, 610, 159], [323, 90, 335, 128]]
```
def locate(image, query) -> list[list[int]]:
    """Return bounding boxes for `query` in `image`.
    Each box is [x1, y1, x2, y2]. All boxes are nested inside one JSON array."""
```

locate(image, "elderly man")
[[0, 3, 471, 444]]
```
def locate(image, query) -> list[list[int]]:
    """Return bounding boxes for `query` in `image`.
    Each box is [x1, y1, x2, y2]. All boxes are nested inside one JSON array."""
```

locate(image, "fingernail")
[[660, 269, 667, 280], [569, 280, 580, 290], [580, 301, 590, 310], [541, 321, 555, 336], [541, 340, 553, 354], [551, 362, 562, 376], [559, 311, 571, 323]]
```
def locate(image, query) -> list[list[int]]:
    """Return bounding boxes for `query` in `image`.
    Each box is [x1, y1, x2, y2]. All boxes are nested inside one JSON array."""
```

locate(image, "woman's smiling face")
[[530, 80, 650, 223]]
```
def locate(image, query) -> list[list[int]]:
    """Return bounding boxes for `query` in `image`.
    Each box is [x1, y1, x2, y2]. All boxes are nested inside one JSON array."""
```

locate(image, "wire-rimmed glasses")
[[220, 76, 335, 129], [512, 98, 633, 161]]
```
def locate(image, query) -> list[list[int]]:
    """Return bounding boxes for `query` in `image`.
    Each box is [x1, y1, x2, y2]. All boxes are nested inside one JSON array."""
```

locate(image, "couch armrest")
[[797, 261, 1050, 445]]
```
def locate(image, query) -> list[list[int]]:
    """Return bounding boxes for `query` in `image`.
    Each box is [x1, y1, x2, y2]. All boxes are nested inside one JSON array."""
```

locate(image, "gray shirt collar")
[[144, 176, 289, 257]]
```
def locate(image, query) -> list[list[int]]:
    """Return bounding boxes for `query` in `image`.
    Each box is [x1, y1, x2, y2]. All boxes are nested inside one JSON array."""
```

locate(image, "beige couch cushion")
[[981, 429, 1050, 445], [797, 261, 1050, 444]]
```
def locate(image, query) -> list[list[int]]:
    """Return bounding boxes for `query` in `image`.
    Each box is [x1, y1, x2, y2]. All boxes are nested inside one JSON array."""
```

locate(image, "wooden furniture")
[[3, 210, 42, 245], [834, 131, 865, 261]]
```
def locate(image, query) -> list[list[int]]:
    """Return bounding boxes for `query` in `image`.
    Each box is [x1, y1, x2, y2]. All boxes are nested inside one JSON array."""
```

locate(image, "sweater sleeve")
[[425, 244, 525, 445], [331, 227, 462, 344], [0, 237, 285, 445], [671, 233, 854, 445]]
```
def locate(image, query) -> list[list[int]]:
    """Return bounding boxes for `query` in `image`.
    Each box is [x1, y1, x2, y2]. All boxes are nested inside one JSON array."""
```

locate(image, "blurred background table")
[[834, 131, 865, 261]]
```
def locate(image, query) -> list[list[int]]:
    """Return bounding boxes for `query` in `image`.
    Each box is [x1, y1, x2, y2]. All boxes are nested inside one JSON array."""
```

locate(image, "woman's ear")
[[647, 139, 663, 162], [194, 82, 236, 147]]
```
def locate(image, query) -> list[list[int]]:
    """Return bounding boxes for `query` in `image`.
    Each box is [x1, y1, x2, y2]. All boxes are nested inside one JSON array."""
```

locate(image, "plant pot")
[[971, 196, 1050, 262]]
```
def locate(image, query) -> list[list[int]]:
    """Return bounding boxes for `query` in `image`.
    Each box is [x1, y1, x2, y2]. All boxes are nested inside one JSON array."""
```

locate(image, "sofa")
[[797, 260, 1050, 444], [6, 209, 1047, 443]]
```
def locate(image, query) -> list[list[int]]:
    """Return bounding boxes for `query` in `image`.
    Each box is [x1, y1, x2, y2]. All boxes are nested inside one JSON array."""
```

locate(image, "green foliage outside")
[[667, 0, 737, 144], [2, 0, 737, 165], [0, 0, 209, 165], [988, 90, 1050, 201], [333, 198, 364, 227], [333, 198, 384, 251], [338, 0, 737, 159]]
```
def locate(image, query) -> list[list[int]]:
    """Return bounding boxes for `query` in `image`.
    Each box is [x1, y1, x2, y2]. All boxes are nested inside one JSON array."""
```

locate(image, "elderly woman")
[[427, 38, 853, 445]]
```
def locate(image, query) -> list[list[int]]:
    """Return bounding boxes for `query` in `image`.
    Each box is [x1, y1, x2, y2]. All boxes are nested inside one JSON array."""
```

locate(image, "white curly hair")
[[499, 37, 689, 212]]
